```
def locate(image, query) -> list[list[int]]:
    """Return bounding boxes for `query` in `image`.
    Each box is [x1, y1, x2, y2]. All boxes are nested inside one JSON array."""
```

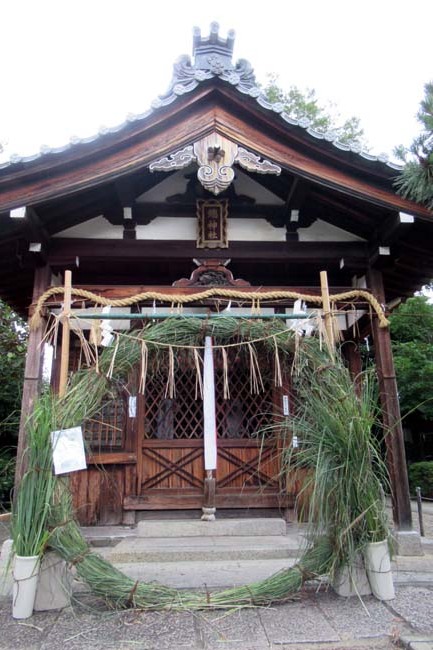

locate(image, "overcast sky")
[[1, 0, 432, 162]]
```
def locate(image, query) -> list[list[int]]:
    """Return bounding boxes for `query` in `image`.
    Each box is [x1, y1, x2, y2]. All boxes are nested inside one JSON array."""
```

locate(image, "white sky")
[[1, 0, 432, 162]]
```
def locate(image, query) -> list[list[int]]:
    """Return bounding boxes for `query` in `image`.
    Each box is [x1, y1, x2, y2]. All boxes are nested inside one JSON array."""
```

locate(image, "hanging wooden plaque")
[[196, 199, 228, 249]]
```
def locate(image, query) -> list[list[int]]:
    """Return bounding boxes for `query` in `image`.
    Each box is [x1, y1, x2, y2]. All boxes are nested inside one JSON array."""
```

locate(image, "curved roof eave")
[[0, 63, 403, 175], [0, 54, 430, 220]]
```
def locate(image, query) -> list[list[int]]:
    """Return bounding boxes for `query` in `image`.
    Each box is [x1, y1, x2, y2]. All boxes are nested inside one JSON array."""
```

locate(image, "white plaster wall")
[[136, 217, 287, 241], [54, 215, 364, 242], [298, 220, 364, 242], [136, 217, 196, 240], [53, 216, 123, 239], [228, 219, 285, 241]]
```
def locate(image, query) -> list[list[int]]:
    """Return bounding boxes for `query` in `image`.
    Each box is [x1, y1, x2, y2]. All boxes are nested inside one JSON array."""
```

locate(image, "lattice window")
[[143, 366, 204, 440], [83, 398, 125, 450], [215, 369, 274, 439], [143, 348, 275, 440]]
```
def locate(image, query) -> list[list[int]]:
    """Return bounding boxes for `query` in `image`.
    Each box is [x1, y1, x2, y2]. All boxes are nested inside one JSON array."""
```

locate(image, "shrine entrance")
[[130, 349, 285, 511]]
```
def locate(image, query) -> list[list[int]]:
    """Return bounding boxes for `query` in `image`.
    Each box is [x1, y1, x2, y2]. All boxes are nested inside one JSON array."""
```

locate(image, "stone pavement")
[[1, 505, 433, 649], [0, 582, 433, 649]]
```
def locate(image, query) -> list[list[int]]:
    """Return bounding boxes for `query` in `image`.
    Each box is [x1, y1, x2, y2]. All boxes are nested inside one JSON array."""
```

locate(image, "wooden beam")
[[308, 189, 378, 240], [368, 244, 393, 269], [342, 340, 362, 394], [48, 238, 369, 264], [14, 207, 51, 262], [379, 211, 415, 246], [15, 264, 52, 486], [25, 207, 50, 247], [368, 268, 413, 531]]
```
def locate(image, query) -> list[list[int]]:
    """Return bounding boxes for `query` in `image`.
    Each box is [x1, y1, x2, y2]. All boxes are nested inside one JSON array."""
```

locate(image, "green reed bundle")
[[49, 483, 333, 610], [287, 359, 390, 577], [11, 394, 60, 556], [12, 316, 390, 609]]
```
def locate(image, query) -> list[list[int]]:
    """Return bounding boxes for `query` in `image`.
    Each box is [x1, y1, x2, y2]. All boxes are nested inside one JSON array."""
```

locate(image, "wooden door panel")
[[216, 444, 280, 490], [133, 351, 285, 510], [141, 442, 204, 491]]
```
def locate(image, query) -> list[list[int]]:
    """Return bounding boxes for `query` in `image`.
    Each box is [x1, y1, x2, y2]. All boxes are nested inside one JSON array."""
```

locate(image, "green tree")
[[0, 301, 26, 505], [390, 296, 433, 422], [394, 82, 433, 210], [263, 74, 366, 147], [0, 301, 27, 443]]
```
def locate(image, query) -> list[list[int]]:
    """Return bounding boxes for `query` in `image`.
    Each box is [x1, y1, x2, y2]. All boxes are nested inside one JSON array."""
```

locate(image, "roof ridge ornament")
[[164, 22, 257, 98], [149, 133, 281, 195], [0, 25, 403, 173], [192, 22, 235, 72]]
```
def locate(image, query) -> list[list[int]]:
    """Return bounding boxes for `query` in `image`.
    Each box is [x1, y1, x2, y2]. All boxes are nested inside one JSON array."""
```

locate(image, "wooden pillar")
[[368, 268, 412, 531], [15, 265, 51, 485], [342, 339, 363, 395], [58, 270, 72, 398], [320, 270, 335, 354], [203, 470, 216, 518]]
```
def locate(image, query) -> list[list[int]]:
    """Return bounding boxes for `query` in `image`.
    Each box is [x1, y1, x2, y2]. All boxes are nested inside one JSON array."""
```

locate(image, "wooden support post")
[[368, 269, 413, 531], [15, 265, 51, 486], [203, 469, 216, 519], [320, 270, 335, 354], [342, 340, 363, 396], [58, 270, 72, 398]]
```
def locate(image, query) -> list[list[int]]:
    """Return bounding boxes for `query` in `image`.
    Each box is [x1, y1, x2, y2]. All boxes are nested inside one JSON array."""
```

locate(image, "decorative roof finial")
[[159, 23, 256, 104], [192, 22, 236, 72]]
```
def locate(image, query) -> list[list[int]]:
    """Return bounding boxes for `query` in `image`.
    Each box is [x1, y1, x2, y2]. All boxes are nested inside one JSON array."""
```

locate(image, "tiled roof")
[[0, 23, 402, 172]]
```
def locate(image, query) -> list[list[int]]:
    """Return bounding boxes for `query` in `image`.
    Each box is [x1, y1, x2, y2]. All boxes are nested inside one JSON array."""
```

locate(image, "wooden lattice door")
[[133, 349, 285, 510], [214, 362, 282, 508], [136, 363, 205, 509]]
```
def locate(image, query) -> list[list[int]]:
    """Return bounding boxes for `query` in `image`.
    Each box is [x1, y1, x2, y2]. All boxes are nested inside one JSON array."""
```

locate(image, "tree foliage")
[[0, 300, 27, 445], [394, 82, 433, 210], [263, 75, 366, 147], [390, 296, 433, 421]]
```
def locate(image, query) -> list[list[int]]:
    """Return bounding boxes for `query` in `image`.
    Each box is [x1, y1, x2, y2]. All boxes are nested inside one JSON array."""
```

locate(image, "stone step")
[[82, 525, 136, 547], [136, 517, 286, 538], [108, 558, 298, 589], [75, 556, 433, 591], [107, 534, 301, 563]]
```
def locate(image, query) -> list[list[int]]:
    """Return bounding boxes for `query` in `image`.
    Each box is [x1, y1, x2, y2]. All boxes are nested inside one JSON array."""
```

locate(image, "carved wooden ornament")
[[148, 145, 195, 172], [193, 134, 237, 195], [149, 133, 281, 196]]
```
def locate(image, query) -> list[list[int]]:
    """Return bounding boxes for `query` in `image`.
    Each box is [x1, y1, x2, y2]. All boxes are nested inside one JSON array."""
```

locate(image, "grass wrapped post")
[[286, 355, 390, 581], [11, 394, 61, 557]]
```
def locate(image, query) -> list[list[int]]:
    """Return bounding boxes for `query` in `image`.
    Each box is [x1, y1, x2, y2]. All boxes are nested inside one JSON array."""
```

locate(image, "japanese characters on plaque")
[[196, 199, 228, 249]]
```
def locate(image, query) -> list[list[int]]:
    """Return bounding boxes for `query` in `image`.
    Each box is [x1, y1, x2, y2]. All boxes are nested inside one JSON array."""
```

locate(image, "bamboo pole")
[[58, 270, 72, 398], [320, 270, 335, 354]]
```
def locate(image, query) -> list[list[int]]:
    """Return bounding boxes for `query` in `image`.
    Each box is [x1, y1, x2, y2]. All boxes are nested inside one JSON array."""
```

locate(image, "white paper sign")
[[100, 305, 114, 347], [128, 396, 137, 418], [282, 395, 290, 416], [51, 426, 87, 475]]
